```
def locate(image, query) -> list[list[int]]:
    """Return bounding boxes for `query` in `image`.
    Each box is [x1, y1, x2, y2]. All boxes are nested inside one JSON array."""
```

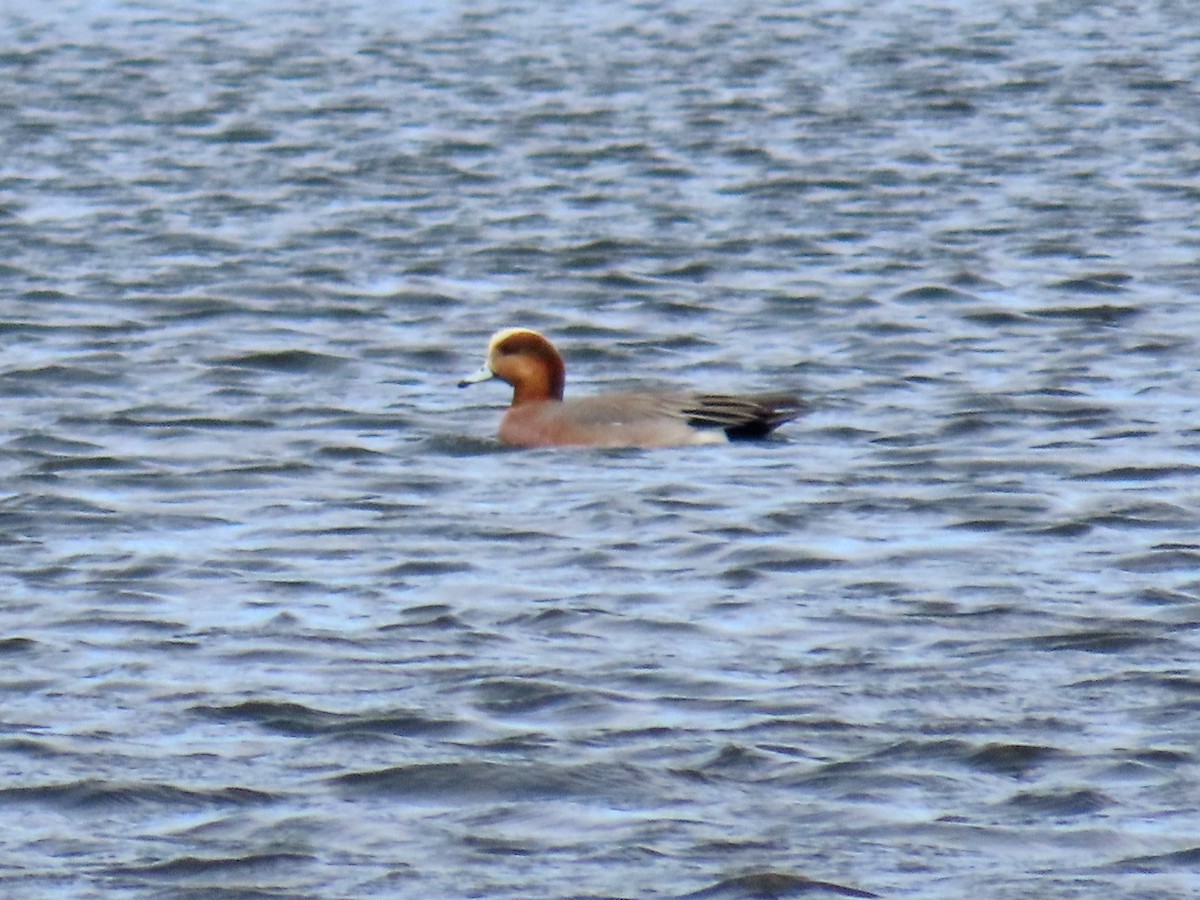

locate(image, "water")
[[2, 1, 1200, 897]]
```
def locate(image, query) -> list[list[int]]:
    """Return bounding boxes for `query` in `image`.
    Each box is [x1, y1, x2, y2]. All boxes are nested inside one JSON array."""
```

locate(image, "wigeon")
[[459, 328, 804, 448]]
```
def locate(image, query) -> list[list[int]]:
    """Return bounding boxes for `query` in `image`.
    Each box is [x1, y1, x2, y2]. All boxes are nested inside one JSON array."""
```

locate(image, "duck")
[[459, 328, 803, 448]]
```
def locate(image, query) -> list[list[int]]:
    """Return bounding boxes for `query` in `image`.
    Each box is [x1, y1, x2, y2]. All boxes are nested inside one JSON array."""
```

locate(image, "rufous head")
[[458, 328, 566, 405]]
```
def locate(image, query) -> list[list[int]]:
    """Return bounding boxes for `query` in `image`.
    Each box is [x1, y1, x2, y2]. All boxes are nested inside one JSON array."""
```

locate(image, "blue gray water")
[[2, 1, 1200, 897]]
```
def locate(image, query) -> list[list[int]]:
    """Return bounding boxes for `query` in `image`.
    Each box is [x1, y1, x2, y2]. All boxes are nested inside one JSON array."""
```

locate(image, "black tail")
[[682, 393, 805, 440]]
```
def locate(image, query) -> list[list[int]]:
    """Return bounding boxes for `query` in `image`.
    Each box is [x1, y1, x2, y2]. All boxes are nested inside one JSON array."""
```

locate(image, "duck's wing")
[[525, 391, 805, 445], [679, 393, 806, 438]]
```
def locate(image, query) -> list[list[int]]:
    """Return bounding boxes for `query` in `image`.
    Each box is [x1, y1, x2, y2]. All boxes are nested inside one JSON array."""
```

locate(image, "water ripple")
[[2, 1, 1200, 898]]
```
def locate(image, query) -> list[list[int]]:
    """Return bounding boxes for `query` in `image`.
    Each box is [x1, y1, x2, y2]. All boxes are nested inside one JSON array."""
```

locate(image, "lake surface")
[[2, 1, 1200, 897]]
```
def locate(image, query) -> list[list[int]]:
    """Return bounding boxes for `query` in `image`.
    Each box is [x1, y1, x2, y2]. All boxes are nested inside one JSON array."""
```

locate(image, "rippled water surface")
[[3, 1, 1200, 897]]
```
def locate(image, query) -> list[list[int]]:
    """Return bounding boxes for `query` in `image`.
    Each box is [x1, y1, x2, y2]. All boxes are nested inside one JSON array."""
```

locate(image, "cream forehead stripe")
[[487, 327, 546, 355]]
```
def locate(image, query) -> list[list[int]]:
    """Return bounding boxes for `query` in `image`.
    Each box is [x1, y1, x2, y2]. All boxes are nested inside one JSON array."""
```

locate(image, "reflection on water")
[[2, 1, 1200, 897]]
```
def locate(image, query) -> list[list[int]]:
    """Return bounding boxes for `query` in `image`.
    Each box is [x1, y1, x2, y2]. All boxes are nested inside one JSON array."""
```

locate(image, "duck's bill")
[[458, 365, 494, 388]]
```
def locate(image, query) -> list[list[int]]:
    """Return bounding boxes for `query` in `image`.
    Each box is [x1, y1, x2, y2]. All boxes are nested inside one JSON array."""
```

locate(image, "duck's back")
[[498, 391, 803, 448]]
